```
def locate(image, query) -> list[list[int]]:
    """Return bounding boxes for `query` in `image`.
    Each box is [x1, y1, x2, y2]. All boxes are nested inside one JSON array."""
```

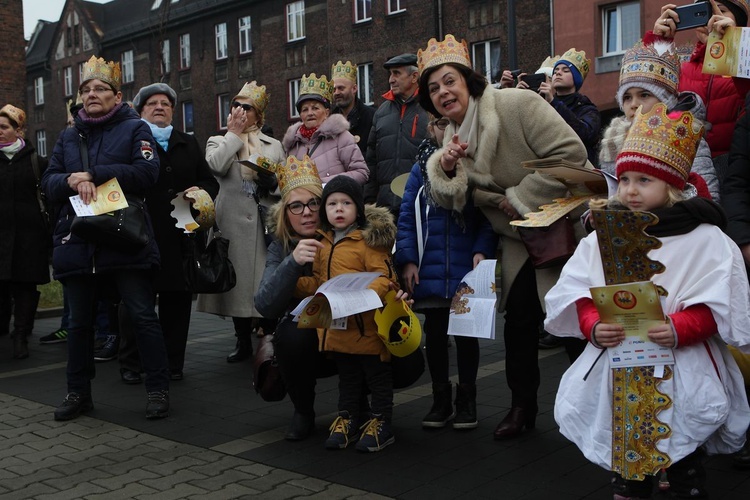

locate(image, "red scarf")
[[299, 125, 318, 140]]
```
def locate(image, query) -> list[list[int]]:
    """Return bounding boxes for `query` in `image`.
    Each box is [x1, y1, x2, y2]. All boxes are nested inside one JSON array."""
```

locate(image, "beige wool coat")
[[426, 88, 592, 311], [197, 130, 285, 318]]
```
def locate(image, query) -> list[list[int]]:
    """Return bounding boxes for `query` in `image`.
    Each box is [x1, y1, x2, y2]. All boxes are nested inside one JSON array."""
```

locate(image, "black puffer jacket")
[[724, 94, 750, 248]]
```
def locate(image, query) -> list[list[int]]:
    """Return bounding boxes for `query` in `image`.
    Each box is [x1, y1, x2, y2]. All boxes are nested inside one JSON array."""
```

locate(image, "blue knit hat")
[[554, 48, 590, 91]]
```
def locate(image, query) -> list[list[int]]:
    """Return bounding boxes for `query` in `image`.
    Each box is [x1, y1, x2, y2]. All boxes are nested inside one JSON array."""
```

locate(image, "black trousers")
[[333, 352, 393, 423], [423, 307, 479, 384]]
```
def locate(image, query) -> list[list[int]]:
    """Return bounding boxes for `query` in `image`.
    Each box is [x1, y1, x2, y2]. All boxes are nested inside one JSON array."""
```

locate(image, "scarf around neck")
[[144, 120, 173, 151], [1, 138, 25, 159], [78, 102, 125, 125], [645, 198, 726, 237], [445, 96, 479, 159]]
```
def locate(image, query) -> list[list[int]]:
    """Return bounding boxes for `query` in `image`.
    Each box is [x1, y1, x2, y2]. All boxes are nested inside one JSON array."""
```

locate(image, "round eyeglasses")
[[286, 199, 321, 215]]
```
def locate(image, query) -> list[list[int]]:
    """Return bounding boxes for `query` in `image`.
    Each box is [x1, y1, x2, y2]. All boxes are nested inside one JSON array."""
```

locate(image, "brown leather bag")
[[517, 216, 576, 269], [252, 334, 286, 402]]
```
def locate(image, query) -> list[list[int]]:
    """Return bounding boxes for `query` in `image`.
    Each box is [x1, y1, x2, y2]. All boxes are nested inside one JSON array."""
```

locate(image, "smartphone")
[[521, 73, 546, 93], [510, 69, 522, 78], [674, 1, 711, 31]]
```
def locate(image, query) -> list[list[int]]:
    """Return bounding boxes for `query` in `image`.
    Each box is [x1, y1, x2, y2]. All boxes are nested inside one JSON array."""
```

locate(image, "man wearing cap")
[[538, 49, 601, 167], [331, 61, 375, 156], [117, 83, 219, 385], [365, 53, 429, 216]]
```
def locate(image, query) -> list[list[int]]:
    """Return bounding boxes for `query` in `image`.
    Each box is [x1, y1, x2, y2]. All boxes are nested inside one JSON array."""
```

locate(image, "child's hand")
[[401, 263, 419, 295], [647, 322, 676, 348], [472, 253, 485, 268], [388, 282, 414, 307], [292, 238, 324, 265], [593, 322, 625, 347]]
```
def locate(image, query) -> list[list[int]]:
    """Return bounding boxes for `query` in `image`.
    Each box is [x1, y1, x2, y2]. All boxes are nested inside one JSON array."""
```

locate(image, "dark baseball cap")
[[383, 53, 418, 69]]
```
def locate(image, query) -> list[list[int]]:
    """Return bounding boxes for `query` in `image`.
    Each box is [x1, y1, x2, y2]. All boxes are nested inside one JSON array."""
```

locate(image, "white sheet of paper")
[[448, 260, 498, 340]]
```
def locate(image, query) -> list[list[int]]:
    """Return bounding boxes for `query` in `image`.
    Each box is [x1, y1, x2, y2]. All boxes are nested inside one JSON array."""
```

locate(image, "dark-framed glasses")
[[286, 199, 321, 215], [232, 101, 254, 112], [432, 118, 450, 130]]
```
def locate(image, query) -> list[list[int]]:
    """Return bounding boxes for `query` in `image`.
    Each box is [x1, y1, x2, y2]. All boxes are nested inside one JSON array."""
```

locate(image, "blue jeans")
[[64, 270, 169, 394]]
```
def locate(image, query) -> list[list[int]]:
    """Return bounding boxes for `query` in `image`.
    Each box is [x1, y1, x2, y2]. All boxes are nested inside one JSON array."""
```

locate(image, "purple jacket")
[[282, 113, 369, 184]]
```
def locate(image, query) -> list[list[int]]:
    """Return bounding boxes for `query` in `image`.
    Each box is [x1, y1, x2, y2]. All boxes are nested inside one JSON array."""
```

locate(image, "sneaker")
[[40, 328, 68, 344], [324, 411, 359, 449], [145, 390, 170, 419], [93, 334, 119, 362], [355, 416, 395, 452], [54, 392, 93, 421]]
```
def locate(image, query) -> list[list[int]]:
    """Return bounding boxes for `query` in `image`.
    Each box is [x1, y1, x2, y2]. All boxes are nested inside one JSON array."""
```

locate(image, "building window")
[[239, 16, 252, 54], [180, 33, 191, 69], [78, 62, 85, 86], [63, 66, 73, 96], [182, 101, 194, 133], [218, 94, 231, 129], [239, 58, 253, 79], [286, 1, 305, 42], [215, 23, 228, 60], [162, 39, 171, 74], [152, 0, 180, 10], [355, 0, 372, 23], [36, 130, 47, 157], [357, 63, 374, 105], [121, 50, 134, 84], [603, 1, 640, 55], [34, 77, 44, 105], [472, 39, 501, 84], [288, 78, 301, 119], [387, 0, 405, 15]]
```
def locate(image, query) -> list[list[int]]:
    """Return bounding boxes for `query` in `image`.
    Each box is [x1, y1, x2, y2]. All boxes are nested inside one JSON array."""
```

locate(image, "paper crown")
[[276, 155, 322, 198], [374, 290, 422, 358], [81, 55, 121, 91], [234, 81, 270, 115], [535, 55, 560, 77], [417, 34, 471, 74], [619, 41, 680, 97], [557, 48, 591, 80], [617, 103, 704, 189], [331, 60, 357, 83], [298, 73, 333, 104], [0, 104, 26, 130]]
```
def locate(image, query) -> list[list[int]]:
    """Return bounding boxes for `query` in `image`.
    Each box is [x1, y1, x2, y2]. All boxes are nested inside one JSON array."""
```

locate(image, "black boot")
[[11, 289, 40, 359], [226, 338, 252, 363], [453, 382, 478, 430], [422, 382, 454, 428], [285, 411, 315, 441], [666, 450, 708, 498], [0, 288, 11, 337]]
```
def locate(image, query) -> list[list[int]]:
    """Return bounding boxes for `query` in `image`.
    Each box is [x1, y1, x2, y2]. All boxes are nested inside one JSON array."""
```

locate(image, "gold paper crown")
[[81, 55, 121, 91], [331, 61, 357, 83], [234, 81, 270, 115], [299, 74, 333, 104], [620, 103, 704, 183], [557, 48, 591, 80], [417, 34, 471, 74], [619, 41, 680, 96], [277, 155, 322, 198], [0, 104, 26, 130]]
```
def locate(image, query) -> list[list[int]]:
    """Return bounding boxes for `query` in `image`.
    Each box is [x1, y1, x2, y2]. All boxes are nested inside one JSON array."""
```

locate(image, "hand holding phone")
[[520, 73, 546, 93], [674, 1, 711, 31]]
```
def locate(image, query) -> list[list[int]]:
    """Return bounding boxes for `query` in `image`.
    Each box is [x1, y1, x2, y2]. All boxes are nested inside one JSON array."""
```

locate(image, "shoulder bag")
[[183, 228, 237, 293]]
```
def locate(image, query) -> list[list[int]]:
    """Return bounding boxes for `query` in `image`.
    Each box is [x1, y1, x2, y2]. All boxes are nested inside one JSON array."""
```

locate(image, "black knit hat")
[[721, 1, 748, 28], [321, 176, 366, 229]]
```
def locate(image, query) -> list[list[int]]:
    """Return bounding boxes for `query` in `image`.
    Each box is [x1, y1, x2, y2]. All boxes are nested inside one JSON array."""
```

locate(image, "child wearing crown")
[[545, 104, 750, 499]]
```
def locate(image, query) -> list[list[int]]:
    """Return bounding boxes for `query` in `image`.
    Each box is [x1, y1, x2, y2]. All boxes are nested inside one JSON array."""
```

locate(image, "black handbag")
[[183, 229, 237, 293]]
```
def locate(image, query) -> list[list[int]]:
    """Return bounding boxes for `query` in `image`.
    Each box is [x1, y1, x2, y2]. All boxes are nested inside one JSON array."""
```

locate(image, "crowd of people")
[[2, 0, 750, 494]]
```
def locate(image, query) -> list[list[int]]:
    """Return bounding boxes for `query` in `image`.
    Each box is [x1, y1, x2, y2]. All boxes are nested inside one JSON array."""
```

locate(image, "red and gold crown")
[[616, 103, 704, 189], [331, 60, 357, 83], [417, 34, 471, 74], [0, 104, 26, 130], [81, 55, 121, 91], [234, 81, 270, 119], [299, 74, 333, 104], [557, 48, 591, 80], [619, 41, 680, 96], [277, 155, 322, 198]]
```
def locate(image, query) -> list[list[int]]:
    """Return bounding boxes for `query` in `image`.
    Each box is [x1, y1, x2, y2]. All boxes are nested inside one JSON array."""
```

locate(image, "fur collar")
[[282, 113, 351, 151]]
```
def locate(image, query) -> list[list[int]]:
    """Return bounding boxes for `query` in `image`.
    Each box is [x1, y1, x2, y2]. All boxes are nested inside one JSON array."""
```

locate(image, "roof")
[[26, 20, 58, 67]]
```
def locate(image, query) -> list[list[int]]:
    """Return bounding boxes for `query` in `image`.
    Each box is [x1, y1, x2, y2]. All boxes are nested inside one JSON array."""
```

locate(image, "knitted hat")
[[723, 0, 749, 27], [321, 175, 366, 228], [616, 103, 704, 190], [132, 83, 177, 114], [616, 40, 680, 111], [554, 48, 590, 90]]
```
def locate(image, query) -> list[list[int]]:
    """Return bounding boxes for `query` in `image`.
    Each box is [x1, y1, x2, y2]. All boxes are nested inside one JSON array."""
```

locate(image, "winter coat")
[[550, 92, 601, 167], [724, 94, 750, 247], [41, 104, 161, 279], [332, 98, 376, 156], [282, 113, 369, 184], [425, 88, 592, 311], [365, 90, 429, 212], [295, 205, 397, 360], [395, 141, 498, 302], [146, 129, 219, 291], [599, 92, 720, 202], [196, 129, 284, 317], [0, 142, 50, 284], [646, 31, 750, 157]]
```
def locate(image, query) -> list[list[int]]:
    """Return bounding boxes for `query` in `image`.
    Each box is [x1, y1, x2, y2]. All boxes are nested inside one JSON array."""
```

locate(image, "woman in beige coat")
[[197, 82, 285, 362]]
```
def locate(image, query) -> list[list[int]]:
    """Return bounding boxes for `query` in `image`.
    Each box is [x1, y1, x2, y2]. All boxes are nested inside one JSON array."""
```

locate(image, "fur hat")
[[132, 83, 177, 114], [321, 176, 366, 228]]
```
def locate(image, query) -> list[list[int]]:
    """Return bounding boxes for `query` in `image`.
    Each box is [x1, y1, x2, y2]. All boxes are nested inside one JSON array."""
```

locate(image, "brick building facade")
[[1, 0, 27, 110], [24, 0, 552, 157]]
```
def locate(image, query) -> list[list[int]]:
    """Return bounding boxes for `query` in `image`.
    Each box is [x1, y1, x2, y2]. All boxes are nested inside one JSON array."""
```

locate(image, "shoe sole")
[[422, 412, 456, 428], [145, 410, 169, 420], [452, 421, 479, 430], [356, 435, 395, 452], [94, 356, 117, 362], [54, 403, 94, 421], [121, 377, 142, 385], [40, 339, 67, 344]]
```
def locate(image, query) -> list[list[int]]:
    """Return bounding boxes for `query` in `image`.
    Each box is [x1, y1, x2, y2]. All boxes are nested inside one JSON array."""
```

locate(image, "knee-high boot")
[[12, 289, 41, 359], [0, 288, 12, 336]]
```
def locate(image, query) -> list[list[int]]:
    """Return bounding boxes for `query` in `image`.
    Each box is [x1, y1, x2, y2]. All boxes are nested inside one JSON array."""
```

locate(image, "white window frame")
[[215, 23, 228, 60], [121, 50, 134, 84], [602, 1, 641, 56], [387, 0, 405, 15], [354, 0, 372, 23], [162, 39, 171, 74], [239, 16, 252, 54], [286, 1, 305, 42], [63, 66, 73, 96], [34, 77, 44, 105], [36, 130, 47, 157], [357, 63, 374, 105], [288, 78, 301, 119], [471, 39, 501, 84], [182, 101, 194, 133], [218, 94, 231, 129], [180, 33, 191, 69]]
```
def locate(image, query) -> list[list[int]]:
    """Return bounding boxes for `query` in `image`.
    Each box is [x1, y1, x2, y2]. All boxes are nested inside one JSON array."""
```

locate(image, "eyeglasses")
[[432, 118, 450, 131], [79, 86, 114, 96], [232, 101, 255, 112], [286, 199, 321, 215]]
